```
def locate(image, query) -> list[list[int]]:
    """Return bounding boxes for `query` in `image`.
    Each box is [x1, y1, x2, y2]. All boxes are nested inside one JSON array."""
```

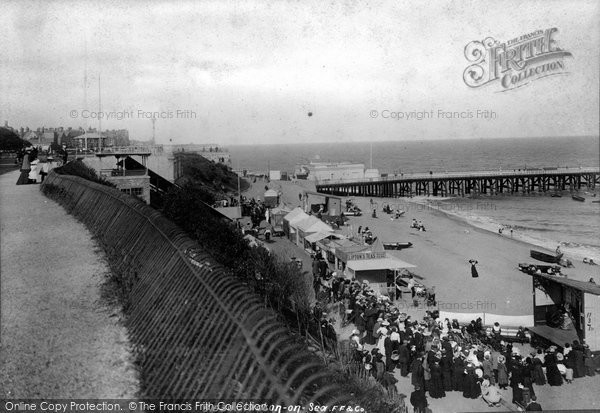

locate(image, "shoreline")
[[408, 193, 600, 263]]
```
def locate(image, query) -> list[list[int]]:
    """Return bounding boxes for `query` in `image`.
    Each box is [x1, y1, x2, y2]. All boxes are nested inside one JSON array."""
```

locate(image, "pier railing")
[[40, 172, 354, 406], [317, 166, 600, 185]]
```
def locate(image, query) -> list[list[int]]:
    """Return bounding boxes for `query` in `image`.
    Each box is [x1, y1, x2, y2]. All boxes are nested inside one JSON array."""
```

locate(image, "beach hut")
[[283, 208, 309, 243], [269, 170, 281, 181], [263, 189, 279, 207], [296, 216, 333, 248], [525, 272, 600, 352]]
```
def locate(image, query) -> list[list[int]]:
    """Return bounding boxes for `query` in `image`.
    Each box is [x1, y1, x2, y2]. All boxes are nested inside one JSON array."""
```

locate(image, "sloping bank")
[[40, 171, 357, 406]]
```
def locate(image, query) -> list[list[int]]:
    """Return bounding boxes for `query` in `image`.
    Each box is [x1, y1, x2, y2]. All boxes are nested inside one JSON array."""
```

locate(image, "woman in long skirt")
[[470, 260, 479, 278], [452, 356, 465, 392], [429, 361, 446, 398], [16, 153, 31, 185]]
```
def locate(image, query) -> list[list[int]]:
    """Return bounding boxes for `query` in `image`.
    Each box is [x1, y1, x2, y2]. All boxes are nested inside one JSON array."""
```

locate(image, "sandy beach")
[[245, 178, 600, 318]]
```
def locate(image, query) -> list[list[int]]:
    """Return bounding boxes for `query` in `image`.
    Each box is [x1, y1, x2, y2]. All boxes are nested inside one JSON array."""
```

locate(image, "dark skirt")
[[442, 370, 453, 391], [546, 364, 563, 386], [429, 374, 446, 398], [532, 364, 546, 385], [463, 374, 480, 398], [452, 368, 464, 392], [471, 265, 479, 278], [16, 169, 31, 185]]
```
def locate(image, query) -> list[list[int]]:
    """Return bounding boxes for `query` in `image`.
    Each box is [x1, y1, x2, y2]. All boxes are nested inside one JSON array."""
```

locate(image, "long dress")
[[364, 308, 378, 344], [429, 363, 446, 398], [544, 353, 563, 386], [398, 344, 410, 376], [16, 156, 31, 185], [471, 263, 479, 278], [531, 358, 546, 385], [384, 337, 394, 371], [411, 358, 425, 388], [463, 368, 481, 399], [510, 364, 523, 404], [572, 348, 586, 378], [441, 355, 453, 391], [497, 362, 509, 388], [452, 358, 465, 392]]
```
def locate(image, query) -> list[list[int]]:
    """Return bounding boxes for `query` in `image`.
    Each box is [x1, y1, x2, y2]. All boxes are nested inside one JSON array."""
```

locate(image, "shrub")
[[54, 159, 116, 188]]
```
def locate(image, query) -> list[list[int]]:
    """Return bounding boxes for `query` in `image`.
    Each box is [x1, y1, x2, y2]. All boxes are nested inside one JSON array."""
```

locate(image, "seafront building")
[[302, 162, 380, 182]]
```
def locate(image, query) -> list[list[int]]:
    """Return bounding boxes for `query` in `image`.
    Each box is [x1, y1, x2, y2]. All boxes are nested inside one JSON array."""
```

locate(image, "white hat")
[[382, 320, 390, 326], [352, 329, 359, 335]]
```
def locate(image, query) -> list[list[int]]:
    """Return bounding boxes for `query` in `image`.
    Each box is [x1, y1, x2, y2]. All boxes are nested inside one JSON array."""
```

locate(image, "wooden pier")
[[316, 167, 600, 198]]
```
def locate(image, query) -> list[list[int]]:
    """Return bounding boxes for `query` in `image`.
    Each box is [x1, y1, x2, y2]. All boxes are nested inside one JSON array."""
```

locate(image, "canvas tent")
[[295, 216, 333, 247]]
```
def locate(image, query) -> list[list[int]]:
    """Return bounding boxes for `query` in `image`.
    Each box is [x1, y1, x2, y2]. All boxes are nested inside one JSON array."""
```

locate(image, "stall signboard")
[[345, 251, 386, 261]]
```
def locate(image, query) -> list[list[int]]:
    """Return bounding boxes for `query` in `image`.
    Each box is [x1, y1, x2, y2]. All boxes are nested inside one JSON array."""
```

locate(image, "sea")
[[229, 136, 600, 261]]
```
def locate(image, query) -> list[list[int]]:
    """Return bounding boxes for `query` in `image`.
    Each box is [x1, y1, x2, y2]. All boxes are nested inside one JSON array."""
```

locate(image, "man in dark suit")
[[525, 395, 542, 411]]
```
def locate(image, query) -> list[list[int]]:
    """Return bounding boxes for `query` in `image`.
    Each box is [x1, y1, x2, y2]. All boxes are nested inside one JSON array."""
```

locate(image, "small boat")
[[592, 200, 600, 203], [383, 242, 413, 250], [518, 263, 562, 275], [550, 194, 562, 198], [572, 195, 585, 202], [530, 249, 563, 264]]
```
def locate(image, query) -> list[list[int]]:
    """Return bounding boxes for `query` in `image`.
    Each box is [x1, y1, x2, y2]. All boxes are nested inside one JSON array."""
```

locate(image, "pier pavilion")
[[316, 167, 600, 198]]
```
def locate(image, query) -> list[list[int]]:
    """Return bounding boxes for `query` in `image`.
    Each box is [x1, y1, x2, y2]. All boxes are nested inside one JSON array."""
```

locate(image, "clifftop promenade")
[[0, 170, 138, 397]]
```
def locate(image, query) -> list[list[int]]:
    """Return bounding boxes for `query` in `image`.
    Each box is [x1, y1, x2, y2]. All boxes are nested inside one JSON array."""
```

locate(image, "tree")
[[0, 127, 28, 151]]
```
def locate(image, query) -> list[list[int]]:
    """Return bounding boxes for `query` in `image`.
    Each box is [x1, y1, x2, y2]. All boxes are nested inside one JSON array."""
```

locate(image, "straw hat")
[[391, 351, 400, 361], [352, 329, 359, 335], [556, 352, 564, 361], [364, 363, 372, 370], [475, 368, 483, 378], [382, 320, 390, 326]]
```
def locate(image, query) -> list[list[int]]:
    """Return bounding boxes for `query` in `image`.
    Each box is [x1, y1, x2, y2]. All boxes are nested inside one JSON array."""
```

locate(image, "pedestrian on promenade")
[[16, 148, 32, 185]]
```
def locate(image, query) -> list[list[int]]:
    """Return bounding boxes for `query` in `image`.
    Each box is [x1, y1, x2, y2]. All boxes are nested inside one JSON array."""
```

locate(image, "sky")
[[1, 0, 598, 145]]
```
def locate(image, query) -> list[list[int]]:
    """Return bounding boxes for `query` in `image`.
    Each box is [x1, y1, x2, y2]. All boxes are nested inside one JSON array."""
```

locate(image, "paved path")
[[0, 171, 138, 398]]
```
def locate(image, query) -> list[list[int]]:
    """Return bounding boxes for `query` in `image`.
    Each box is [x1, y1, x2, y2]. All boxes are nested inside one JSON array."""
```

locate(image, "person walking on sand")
[[469, 260, 479, 278]]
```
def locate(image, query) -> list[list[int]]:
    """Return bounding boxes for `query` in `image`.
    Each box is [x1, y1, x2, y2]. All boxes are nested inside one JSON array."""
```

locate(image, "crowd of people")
[[313, 278, 598, 411]]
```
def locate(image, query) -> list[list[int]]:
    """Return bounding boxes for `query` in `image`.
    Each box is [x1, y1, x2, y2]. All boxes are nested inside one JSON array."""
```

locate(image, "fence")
[[41, 171, 354, 406]]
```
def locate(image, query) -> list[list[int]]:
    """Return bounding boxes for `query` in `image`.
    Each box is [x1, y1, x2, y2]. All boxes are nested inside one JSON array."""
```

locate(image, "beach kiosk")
[[345, 254, 416, 297], [527, 272, 600, 352]]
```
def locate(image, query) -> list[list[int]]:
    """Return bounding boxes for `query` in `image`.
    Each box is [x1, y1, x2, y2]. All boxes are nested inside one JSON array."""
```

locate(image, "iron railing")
[[40, 172, 354, 406]]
